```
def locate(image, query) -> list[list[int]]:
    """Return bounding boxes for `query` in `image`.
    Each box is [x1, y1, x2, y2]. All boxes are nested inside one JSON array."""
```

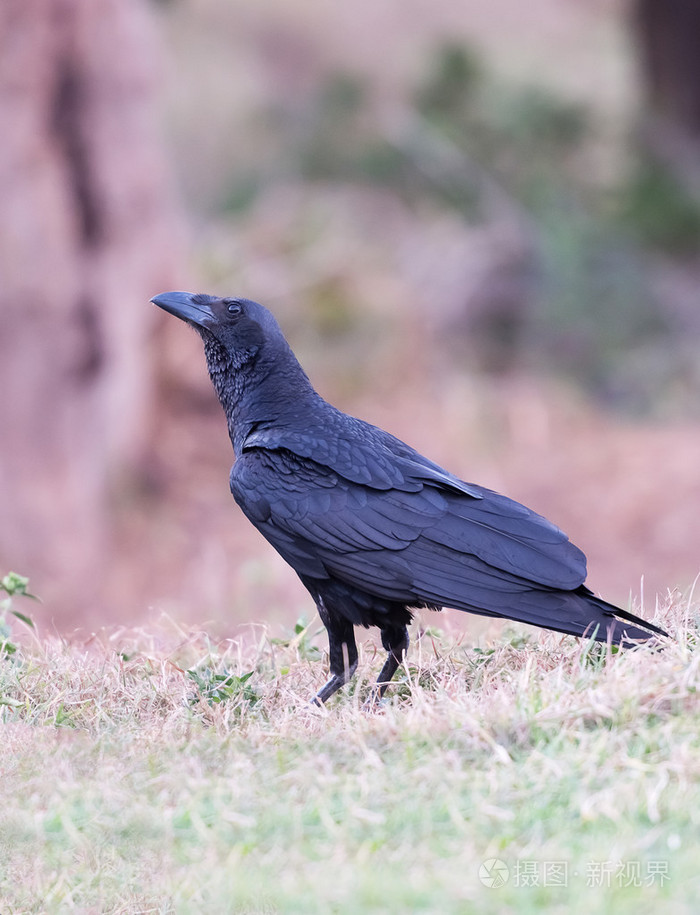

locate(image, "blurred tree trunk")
[[0, 0, 183, 618], [634, 0, 700, 192]]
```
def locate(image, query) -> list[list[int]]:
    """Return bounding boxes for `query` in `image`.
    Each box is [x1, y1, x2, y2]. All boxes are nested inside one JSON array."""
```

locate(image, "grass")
[[1, 595, 698, 914]]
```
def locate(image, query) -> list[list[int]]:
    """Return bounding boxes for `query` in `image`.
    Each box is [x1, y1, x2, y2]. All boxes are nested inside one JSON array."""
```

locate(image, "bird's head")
[[151, 291, 285, 366], [151, 291, 314, 438]]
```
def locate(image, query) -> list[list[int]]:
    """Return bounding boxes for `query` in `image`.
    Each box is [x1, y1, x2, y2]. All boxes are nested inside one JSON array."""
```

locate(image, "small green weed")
[[1, 571, 38, 658], [270, 617, 323, 662], [186, 666, 259, 706]]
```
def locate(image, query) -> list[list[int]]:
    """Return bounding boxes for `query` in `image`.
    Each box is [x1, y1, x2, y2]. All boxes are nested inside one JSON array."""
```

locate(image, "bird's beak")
[[150, 291, 215, 328]]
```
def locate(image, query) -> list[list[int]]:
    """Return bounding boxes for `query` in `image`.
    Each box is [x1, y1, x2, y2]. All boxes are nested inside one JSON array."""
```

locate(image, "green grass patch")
[[0, 596, 697, 913]]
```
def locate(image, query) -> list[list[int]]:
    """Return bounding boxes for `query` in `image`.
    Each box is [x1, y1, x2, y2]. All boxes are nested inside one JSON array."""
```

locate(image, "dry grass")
[[1, 591, 698, 913]]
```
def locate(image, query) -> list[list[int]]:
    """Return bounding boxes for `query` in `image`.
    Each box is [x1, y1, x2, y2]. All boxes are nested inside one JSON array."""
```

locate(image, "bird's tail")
[[456, 585, 668, 647], [583, 591, 668, 647], [531, 586, 668, 648]]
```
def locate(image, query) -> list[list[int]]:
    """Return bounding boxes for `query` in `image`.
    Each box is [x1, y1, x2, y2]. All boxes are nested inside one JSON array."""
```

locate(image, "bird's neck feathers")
[[202, 334, 318, 452]]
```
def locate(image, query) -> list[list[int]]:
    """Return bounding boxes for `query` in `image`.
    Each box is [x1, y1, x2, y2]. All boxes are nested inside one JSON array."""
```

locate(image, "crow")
[[152, 291, 667, 703]]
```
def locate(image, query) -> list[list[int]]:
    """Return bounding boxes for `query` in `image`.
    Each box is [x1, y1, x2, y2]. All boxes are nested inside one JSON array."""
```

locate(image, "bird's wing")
[[243, 414, 482, 496], [231, 443, 587, 602]]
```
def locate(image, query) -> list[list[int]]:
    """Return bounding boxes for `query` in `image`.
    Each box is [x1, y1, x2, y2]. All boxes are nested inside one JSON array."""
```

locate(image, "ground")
[[0, 593, 697, 913]]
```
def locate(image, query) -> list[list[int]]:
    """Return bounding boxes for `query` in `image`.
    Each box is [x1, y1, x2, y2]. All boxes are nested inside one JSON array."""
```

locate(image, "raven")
[[152, 291, 666, 703]]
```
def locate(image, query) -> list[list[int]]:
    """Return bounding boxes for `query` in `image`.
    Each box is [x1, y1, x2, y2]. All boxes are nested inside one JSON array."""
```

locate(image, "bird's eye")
[[226, 301, 242, 316]]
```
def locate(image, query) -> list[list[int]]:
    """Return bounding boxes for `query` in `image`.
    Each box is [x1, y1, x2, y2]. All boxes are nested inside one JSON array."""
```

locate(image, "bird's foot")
[[362, 683, 390, 712]]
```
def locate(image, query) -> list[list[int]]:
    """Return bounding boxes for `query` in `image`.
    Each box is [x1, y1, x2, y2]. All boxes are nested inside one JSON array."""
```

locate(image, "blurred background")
[[1, 0, 698, 635]]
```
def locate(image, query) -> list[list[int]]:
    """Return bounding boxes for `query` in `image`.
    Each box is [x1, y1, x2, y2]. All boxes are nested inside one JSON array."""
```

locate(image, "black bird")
[[152, 291, 667, 703]]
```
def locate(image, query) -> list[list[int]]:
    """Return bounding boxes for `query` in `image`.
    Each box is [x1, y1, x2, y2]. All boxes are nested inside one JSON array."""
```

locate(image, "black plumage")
[[151, 291, 667, 703]]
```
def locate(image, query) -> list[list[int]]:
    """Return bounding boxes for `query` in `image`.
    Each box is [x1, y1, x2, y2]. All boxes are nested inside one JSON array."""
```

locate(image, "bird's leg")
[[312, 600, 358, 705], [366, 625, 410, 706]]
